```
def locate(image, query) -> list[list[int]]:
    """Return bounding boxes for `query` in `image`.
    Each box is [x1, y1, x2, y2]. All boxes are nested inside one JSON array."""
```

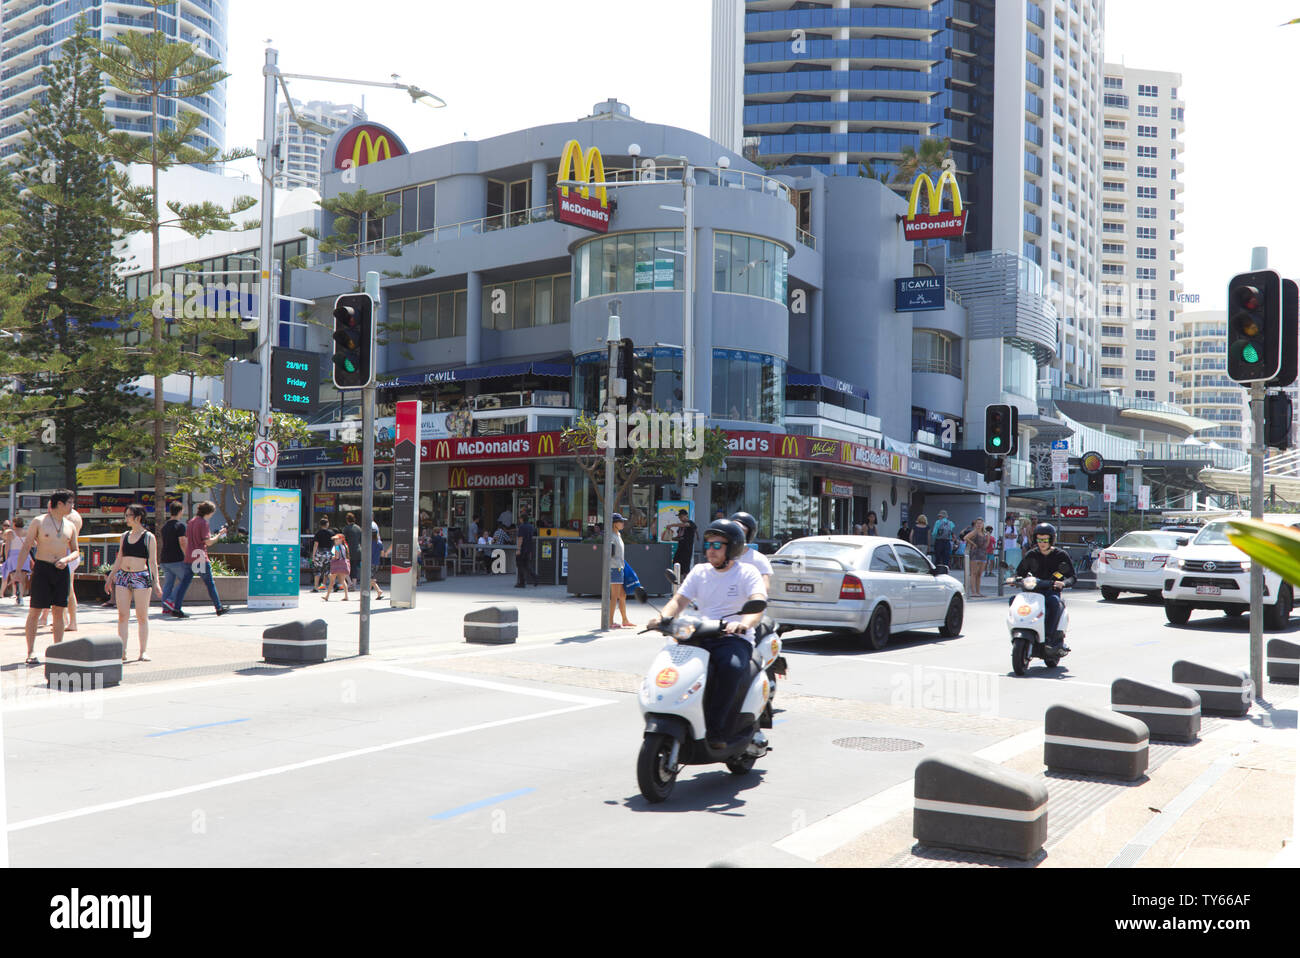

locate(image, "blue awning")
[[378, 357, 572, 390], [787, 370, 869, 401]]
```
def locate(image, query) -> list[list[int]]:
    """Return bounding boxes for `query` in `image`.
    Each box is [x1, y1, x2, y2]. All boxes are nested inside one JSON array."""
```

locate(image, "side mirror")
[[1176, 537, 1189, 547], [932, 564, 949, 576], [739, 598, 768, 615]]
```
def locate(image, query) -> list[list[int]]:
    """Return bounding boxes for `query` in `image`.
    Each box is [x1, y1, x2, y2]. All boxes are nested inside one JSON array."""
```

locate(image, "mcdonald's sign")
[[555, 139, 611, 233], [333, 122, 409, 172], [433, 440, 451, 461], [448, 465, 531, 490], [779, 436, 801, 458], [538, 434, 556, 455], [902, 169, 966, 240]]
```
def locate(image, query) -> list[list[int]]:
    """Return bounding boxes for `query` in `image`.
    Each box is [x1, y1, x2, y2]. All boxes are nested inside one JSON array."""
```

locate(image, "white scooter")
[[1005, 574, 1071, 676], [635, 597, 782, 803]]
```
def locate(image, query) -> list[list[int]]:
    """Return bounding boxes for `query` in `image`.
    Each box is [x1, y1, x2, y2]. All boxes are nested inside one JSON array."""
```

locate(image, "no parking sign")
[[254, 439, 279, 469]]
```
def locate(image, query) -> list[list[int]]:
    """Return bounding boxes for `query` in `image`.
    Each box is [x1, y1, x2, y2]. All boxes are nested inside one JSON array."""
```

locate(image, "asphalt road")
[[3, 585, 1291, 867]]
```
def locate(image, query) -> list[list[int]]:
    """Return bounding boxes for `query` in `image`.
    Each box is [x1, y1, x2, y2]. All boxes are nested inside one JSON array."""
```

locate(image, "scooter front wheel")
[[637, 733, 679, 803], [1011, 637, 1031, 676], [726, 752, 757, 775]]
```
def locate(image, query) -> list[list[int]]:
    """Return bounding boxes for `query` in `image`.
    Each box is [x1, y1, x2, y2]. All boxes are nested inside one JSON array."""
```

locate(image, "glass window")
[[438, 292, 454, 338], [454, 291, 466, 336], [486, 180, 505, 218], [573, 234, 680, 301], [383, 191, 400, 240], [418, 183, 436, 232], [514, 279, 533, 329], [601, 236, 618, 296], [494, 283, 512, 330], [402, 188, 418, 236], [616, 233, 634, 292], [895, 545, 932, 575], [869, 547, 902, 572], [553, 276, 571, 323], [420, 295, 437, 340], [509, 179, 530, 215], [534, 277, 553, 326]]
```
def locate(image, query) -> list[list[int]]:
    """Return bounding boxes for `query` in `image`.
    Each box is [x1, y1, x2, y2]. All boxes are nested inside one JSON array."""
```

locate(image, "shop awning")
[[378, 357, 572, 390], [787, 369, 869, 401]]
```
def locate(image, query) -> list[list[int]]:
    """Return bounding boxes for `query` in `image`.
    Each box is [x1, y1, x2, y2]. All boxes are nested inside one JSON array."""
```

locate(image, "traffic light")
[[983, 454, 1003, 484], [1087, 472, 1103, 492], [1269, 279, 1300, 389], [1227, 270, 1282, 383], [1265, 391, 1293, 450], [984, 403, 1018, 456], [332, 293, 374, 389]]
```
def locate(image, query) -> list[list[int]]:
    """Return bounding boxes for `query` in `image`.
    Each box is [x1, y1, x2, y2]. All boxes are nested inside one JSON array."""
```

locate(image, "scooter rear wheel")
[[637, 733, 679, 803], [1012, 637, 1031, 676]]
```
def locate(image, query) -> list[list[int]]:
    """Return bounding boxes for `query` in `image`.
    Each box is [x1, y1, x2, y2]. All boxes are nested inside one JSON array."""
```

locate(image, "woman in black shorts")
[[104, 504, 162, 662]]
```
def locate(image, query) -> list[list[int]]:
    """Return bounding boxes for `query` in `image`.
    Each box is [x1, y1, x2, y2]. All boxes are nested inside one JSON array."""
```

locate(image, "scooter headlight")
[[673, 621, 697, 641]]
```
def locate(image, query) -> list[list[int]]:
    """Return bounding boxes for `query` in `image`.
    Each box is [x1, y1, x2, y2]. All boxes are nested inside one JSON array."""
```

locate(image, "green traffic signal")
[[992, 436, 1002, 447], [1242, 344, 1259, 364]]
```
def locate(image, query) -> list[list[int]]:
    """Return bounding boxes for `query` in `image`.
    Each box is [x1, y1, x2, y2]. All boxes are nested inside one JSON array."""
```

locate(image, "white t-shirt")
[[737, 546, 773, 577], [677, 560, 766, 644]]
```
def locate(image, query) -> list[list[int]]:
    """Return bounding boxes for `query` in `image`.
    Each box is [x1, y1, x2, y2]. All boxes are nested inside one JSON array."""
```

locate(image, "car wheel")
[[863, 604, 890, 651], [1266, 583, 1293, 630], [939, 595, 964, 638], [1164, 601, 1192, 625], [1100, 586, 1119, 601]]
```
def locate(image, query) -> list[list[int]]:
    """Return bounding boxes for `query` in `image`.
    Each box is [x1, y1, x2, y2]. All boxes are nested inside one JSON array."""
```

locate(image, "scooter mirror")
[[739, 598, 768, 615], [634, 586, 648, 603]]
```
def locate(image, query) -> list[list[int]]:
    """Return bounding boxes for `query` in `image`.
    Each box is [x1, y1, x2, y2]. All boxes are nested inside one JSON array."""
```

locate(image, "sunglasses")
[[704, 541, 728, 551], [1036, 537, 1051, 543]]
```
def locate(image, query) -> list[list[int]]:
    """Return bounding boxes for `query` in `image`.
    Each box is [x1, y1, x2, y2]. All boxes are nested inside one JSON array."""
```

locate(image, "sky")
[[222, 0, 1300, 312]]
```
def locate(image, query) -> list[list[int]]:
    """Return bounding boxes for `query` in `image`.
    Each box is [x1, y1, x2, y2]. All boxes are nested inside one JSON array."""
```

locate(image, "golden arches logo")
[[538, 434, 556, 455], [779, 436, 801, 458], [449, 468, 468, 488], [353, 131, 395, 169], [557, 139, 608, 207], [841, 443, 854, 464], [902, 169, 967, 240], [433, 440, 450, 460]]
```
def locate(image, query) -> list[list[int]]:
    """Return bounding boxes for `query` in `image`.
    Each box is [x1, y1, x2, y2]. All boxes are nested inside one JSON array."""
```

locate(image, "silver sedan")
[[1095, 530, 1184, 600], [767, 536, 965, 650]]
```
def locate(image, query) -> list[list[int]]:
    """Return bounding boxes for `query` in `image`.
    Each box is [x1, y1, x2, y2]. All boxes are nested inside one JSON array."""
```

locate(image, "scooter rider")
[[1013, 522, 1076, 652], [729, 511, 772, 591], [646, 519, 766, 751]]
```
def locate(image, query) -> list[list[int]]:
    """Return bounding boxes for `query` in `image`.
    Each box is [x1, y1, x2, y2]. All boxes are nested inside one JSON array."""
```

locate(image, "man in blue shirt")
[[932, 510, 956, 568]]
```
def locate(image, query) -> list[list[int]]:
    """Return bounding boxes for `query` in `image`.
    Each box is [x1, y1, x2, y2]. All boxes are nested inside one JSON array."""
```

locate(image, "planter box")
[[74, 573, 247, 605]]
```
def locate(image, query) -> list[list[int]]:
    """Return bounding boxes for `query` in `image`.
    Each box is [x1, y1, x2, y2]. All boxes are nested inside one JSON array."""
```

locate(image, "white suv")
[[1161, 519, 1293, 627]]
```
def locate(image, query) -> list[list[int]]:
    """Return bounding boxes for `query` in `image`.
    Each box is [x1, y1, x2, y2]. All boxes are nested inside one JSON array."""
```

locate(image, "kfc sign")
[[1060, 506, 1089, 518]]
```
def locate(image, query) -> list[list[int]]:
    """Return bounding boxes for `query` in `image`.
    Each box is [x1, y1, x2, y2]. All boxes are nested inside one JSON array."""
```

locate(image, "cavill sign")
[[902, 169, 966, 241], [333, 122, 408, 172], [554, 139, 611, 233]]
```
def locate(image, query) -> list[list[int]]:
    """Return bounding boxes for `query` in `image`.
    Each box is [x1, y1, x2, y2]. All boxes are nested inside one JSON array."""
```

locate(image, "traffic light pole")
[[359, 270, 380, 657], [600, 307, 621, 633], [1250, 380, 1264, 699], [997, 472, 1007, 598]]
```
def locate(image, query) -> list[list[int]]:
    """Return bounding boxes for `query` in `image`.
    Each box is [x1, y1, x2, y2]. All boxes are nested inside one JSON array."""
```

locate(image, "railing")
[[911, 358, 962, 378], [1040, 384, 1197, 421], [308, 205, 556, 264], [796, 227, 816, 250], [784, 401, 872, 430], [471, 390, 571, 412]]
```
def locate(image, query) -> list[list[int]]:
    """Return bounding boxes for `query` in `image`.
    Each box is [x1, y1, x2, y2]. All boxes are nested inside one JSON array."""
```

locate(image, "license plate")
[[786, 583, 815, 594], [1125, 559, 1144, 569], [1196, 585, 1221, 596]]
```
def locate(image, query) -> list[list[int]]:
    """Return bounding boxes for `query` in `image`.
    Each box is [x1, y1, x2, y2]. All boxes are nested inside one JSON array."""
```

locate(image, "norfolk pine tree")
[[80, 1, 255, 518], [2, 23, 144, 492]]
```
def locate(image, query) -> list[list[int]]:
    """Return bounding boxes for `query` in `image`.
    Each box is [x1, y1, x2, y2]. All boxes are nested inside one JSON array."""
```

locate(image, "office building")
[[274, 99, 366, 190], [1098, 63, 1186, 404], [0, 0, 227, 161], [1175, 310, 1250, 454]]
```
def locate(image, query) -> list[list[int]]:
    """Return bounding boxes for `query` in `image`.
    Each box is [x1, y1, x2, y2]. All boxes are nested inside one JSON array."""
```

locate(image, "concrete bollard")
[[1172, 660, 1253, 717], [1044, 703, 1149, 780], [1266, 639, 1299, 683], [1111, 677, 1201, 743], [262, 619, 328, 664], [913, 750, 1048, 861], [465, 606, 518, 645], [44, 637, 123, 692]]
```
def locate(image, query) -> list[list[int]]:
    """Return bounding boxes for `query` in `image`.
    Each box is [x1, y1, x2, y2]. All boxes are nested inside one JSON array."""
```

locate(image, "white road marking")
[[7, 700, 615, 834], [366, 663, 617, 706], [812, 656, 1112, 689]]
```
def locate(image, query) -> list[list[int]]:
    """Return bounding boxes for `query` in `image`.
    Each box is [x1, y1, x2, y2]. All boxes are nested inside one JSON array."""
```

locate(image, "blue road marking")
[[147, 718, 250, 737], [430, 787, 536, 821], [1135, 641, 1159, 647]]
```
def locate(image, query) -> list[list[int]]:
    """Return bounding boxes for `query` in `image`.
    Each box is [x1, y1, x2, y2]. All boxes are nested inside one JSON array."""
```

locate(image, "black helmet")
[[729, 511, 758, 543], [1033, 522, 1057, 546], [704, 519, 747, 560]]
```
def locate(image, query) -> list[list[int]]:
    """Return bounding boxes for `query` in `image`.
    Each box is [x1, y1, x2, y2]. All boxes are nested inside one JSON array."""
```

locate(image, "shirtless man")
[[12, 489, 78, 664], [37, 506, 83, 633]]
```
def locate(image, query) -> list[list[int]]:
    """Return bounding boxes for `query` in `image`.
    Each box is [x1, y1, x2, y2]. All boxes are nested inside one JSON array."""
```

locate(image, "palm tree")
[[891, 137, 953, 186]]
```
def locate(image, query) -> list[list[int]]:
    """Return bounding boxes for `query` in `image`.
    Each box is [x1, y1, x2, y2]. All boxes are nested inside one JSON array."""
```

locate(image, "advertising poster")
[[1103, 473, 1117, 504], [656, 500, 693, 543], [249, 486, 302, 609], [1138, 485, 1151, 510]]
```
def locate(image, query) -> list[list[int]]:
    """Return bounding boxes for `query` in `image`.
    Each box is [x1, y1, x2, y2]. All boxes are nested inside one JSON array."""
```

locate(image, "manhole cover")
[[833, 736, 924, 752]]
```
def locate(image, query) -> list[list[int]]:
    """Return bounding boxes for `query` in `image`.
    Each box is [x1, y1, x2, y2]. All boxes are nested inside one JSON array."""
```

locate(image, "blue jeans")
[[175, 562, 223, 613], [933, 538, 952, 567], [700, 634, 753, 743], [1044, 592, 1064, 641], [161, 561, 188, 609]]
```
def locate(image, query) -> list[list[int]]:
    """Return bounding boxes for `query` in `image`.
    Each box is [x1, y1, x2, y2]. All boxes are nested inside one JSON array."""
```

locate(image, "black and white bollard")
[[1111, 677, 1201, 743], [1172, 660, 1253, 717], [913, 750, 1048, 861], [44, 637, 123, 692], [262, 619, 328, 664], [464, 606, 518, 645], [1266, 639, 1299, 683], [1044, 703, 1149, 780]]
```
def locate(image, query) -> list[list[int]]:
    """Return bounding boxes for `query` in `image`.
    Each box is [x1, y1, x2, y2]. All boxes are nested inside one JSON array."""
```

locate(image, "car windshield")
[[775, 540, 864, 561], [1192, 522, 1233, 546], [1113, 532, 1182, 551]]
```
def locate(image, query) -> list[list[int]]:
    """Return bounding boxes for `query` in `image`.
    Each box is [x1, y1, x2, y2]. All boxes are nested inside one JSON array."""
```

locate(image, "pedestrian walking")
[[104, 503, 161, 661], [897, 521, 911, 543], [515, 510, 538, 587], [176, 501, 229, 616], [12, 491, 78, 663], [864, 511, 879, 537], [912, 515, 930, 555], [608, 512, 634, 629], [310, 516, 335, 592], [664, 509, 697, 571], [369, 528, 390, 600], [963, 518, 990, 597], [322, 533, 351, 601], [158, 501, 190, 617], [343, 512, 363, 588], [931, 510, 955, 568], [1, 517, 30, 604], [985, 523, 997, 576], [1004, 518, 1023, 576]]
